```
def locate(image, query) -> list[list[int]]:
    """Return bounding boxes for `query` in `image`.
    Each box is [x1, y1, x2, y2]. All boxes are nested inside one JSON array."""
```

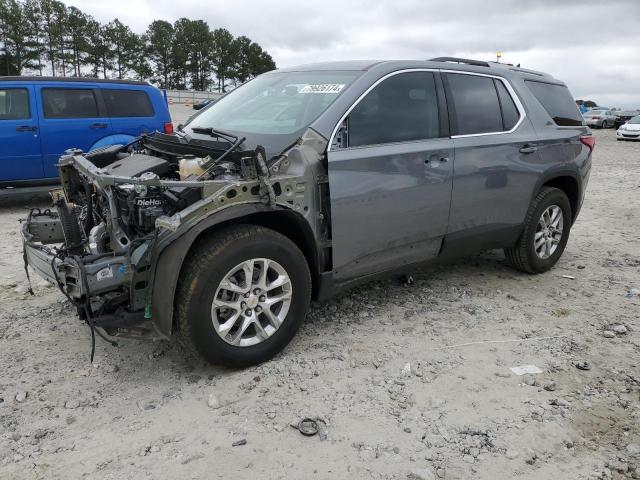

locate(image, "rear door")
[[36, 84, 113, 178], [0, 84, 43, 182], [327, 70, 453, 280], [100, 87, 159, 136], [442, 72, 540, 251]]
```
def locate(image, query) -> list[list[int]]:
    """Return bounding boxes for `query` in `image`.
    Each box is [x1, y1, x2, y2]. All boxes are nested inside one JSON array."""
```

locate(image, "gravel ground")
[[0, 129, 638, 480]]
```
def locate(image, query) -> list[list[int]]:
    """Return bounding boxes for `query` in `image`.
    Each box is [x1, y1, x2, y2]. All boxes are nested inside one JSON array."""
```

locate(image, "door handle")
[[519, 144, 538, 154], [16, 125, 37, 132], [90, 123, 108, 129]]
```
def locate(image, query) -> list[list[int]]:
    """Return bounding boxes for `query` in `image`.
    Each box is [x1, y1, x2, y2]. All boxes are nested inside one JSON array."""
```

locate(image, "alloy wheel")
[[211, 258, 292, 347], [534, 205, 563, 259]]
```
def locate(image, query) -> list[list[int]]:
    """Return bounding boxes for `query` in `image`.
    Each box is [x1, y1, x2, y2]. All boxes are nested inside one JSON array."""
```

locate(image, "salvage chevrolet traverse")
[[22, 57, 593, 366]]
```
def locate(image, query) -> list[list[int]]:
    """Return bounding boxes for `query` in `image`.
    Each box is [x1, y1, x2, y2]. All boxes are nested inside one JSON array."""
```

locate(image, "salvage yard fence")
[[165, 90, 223, 106]]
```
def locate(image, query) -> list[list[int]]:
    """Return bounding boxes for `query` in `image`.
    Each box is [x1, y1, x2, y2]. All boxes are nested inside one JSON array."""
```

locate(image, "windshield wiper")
[[198, 136, 246, 179], [190, 126, 238, 144]]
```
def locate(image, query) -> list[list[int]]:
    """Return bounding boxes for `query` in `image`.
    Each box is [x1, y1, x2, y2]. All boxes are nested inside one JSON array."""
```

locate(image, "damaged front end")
[[21, 129, 329, 350]]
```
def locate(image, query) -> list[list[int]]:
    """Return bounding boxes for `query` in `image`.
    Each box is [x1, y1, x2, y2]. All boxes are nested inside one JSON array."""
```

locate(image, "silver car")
[[583, 109, 616, 128], [616, 115, 640, 141]]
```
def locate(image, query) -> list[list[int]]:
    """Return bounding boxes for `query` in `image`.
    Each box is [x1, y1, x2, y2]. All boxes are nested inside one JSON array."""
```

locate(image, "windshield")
[[187, 71, 360, 135], [629, 115, 640, 124]]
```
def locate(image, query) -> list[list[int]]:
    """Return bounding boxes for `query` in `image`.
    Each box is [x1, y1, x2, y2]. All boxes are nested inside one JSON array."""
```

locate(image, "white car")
[[616, 115, 640, 141]]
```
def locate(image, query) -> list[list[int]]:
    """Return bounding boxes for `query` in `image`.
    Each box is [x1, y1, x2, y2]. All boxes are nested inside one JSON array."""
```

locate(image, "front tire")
[[176, 225, 311, 367], [504, 187, 572, 274]]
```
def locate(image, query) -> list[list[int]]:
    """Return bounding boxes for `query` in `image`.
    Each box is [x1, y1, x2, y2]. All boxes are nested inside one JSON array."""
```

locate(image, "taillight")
[[580, 134, 595, 151], [163, 122, 174, 134], [591, 116, 600, 119]]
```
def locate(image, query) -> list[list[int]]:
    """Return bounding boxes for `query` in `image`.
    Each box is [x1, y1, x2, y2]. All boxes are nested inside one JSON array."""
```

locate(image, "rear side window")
[[102, 89, 154, 117], [525, 80, 583, 126], [0, 88, 30, 120], [445, 73, 503, 135], [347, 71, 440, 147], [42, 88, 99, 118]]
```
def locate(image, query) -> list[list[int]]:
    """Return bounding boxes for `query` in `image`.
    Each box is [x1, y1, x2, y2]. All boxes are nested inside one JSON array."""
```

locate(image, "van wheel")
[[176, 225, 311, 367], [504, 187, 572, 274]]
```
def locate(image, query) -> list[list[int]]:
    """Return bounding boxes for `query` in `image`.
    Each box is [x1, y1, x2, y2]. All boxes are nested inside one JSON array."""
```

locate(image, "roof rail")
[[429, 57, 490, 68], [0, 76, 150, 86]]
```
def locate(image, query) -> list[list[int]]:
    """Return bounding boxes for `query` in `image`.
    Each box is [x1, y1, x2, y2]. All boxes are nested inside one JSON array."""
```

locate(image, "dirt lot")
[[0, 129, 638, 480]]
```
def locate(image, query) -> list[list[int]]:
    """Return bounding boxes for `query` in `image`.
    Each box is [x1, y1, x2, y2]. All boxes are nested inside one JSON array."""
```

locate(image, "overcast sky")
[[65, 0, 640, 107]]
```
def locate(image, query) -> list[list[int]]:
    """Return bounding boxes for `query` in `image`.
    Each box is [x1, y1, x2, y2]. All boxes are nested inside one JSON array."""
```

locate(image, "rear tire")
[[504, 187, 572, 274], [175, 225, 311, 367]]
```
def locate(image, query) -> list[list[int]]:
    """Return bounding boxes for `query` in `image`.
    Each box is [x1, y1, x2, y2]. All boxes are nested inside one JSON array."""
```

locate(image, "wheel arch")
[[150, 204, 321, 337], [89, 134, 137, 151], [541, 175, 580, 222]]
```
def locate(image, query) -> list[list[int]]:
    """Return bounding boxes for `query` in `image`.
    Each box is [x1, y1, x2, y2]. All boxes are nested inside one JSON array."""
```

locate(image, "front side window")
[[446, 73, 504, 135], [188, 71, 360, 135], [42, 88, 99, 119], [347, 71, 440, 147], [102, 89, 154, 117], [525, 80, 583, 127], [0, 88, 30, 120]]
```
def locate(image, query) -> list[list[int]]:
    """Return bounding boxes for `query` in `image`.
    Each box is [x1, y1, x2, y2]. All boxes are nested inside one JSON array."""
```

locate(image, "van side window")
[[494, 80, 520, 130], [347, 72, 440, 147], [525, 80, 583, 127], [102, 89, 154, 117], [445, 73, 503, 135], [0, 88, 30, 120], [42, 88, 99, 118]]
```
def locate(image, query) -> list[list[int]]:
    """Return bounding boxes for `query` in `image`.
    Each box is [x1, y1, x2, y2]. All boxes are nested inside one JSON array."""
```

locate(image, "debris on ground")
[[575, 361, 592, 371], [510, 365, 543, 375], [292, 418, 328, 441]]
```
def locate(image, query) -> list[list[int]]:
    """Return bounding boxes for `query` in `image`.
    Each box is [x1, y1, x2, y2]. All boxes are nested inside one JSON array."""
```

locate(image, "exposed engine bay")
[[21, 129, 329, 356]]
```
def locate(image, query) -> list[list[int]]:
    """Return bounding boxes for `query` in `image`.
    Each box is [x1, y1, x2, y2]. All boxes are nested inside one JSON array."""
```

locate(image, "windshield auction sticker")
[[300, 84, 345, 94]]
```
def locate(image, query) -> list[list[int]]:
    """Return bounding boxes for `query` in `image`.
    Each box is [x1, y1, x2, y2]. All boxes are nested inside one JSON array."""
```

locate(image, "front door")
[[0, 85, 43, 182], [327, 71, 453, 281], [36, 85, 113, 178]]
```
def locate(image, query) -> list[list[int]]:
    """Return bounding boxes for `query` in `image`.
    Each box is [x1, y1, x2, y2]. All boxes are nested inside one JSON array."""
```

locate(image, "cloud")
[[63, 0, 640, 107]]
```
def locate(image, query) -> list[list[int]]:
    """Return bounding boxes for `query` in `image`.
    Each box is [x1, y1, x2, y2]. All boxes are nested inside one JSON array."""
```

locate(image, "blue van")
[[0, 77, 172, 185]]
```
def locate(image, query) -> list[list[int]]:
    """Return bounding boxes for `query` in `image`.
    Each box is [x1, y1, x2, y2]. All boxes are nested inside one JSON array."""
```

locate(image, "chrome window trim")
[[327, 68, 526, 151]]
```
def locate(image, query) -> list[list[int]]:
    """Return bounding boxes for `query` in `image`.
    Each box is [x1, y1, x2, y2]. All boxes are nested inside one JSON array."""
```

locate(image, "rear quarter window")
[[102, 89, 154, 117], [525, 80, 583, 127]]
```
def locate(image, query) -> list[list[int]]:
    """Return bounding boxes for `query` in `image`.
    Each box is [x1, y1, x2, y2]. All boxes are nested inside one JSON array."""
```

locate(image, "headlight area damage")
[[21, 129, 328, 359]]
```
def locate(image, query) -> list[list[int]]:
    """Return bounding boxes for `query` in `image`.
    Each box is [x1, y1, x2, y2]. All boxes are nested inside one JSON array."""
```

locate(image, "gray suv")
[[22, 57, 593, 366]]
